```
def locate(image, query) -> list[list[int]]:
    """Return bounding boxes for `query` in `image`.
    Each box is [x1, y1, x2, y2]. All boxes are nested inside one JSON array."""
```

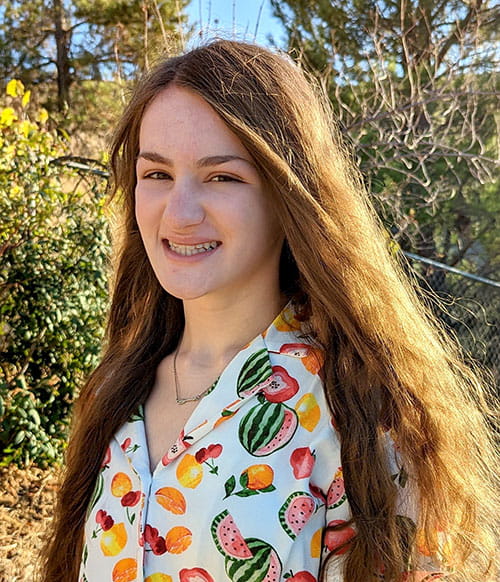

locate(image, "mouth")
[[166, 240, 221, 256]]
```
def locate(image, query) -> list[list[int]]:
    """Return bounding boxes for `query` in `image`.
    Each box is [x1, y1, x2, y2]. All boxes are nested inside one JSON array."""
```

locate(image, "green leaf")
[[239, 472, 249, 488], [224, 475, 236, 498], [235, 489, 260, 498]]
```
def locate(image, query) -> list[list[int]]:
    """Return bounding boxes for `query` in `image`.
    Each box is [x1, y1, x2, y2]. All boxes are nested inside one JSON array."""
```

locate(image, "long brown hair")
[[42, 40, 498, 581]]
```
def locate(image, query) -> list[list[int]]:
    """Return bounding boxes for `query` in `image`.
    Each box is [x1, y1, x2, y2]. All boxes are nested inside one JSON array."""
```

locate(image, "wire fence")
[[405, 253, 500, 388]]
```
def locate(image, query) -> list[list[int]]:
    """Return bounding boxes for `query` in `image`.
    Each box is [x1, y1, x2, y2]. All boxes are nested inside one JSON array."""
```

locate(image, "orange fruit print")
[[111, 472, 133, 497], [155, 486, 186, 514], [310, 527, 322, 558], [243, 464, 274, 490], [165, 526, 192, 554], [112, 557, 137, 582]]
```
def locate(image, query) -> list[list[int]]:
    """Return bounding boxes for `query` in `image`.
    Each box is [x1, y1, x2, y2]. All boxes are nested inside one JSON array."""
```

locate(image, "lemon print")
[[101, 522, 128, 556], [145, 575, 173, 582], [274, 308, 301, 332], [111, 472, 133, 497], [176, 454, 203, 488], [112, 557, 137, 582], [295, 393, 321, 432], [310, 527, 322, 558]]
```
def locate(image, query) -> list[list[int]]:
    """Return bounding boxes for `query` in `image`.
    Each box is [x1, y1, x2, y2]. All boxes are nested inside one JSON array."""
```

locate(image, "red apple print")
[[324, 520, 356, 554], [179, 567, 215, 582], [285, 571, 316, 582], [162, 429, 191, 466], [290, 447, 315, 479], [121, 490, 141, 507], [262, 366, 299, 402], [279, 343, 324, 375], [120, 437, 131, 451], [279, 343, 310, 357]]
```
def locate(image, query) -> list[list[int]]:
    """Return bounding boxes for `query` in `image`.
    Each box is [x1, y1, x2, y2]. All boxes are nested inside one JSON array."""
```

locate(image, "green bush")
[[0, 80, 111, 466]]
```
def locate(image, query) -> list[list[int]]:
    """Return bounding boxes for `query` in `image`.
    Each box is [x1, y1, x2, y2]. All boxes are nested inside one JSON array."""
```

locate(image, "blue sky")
[[184, 0, 287, 47]]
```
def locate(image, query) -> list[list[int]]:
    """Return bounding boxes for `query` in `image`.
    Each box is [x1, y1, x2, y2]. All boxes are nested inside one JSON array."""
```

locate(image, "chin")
[[158, 282, 211, 302]]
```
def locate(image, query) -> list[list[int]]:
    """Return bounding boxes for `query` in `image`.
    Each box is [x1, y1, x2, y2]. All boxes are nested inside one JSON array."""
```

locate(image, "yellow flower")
[[0, 107, 17, 127], [6, 79, 24, 98], [20, 120, 33, 137], [21, 90, 31, 108], [38, 108, 49, 124]]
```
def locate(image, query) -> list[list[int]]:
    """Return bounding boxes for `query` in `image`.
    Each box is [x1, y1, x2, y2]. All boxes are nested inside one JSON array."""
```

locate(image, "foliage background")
[[0, 80, 110, 466]]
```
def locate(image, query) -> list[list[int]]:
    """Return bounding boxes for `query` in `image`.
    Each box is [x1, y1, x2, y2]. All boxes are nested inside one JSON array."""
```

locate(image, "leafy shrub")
[[0, 80, 111, 466]]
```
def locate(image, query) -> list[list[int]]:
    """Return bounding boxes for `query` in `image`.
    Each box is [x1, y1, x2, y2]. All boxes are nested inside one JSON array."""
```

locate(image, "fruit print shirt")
[[80, 304, 444, 582]]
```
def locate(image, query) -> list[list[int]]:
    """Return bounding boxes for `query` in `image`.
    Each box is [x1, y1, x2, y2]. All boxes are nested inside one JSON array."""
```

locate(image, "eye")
[[144, 170, 171, 180], [210, 174, 242, 183]]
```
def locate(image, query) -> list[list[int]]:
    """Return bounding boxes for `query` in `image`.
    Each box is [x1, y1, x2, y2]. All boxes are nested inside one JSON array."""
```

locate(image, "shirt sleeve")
[[315, 424, 448, 580], [385, 431, 449, 579]]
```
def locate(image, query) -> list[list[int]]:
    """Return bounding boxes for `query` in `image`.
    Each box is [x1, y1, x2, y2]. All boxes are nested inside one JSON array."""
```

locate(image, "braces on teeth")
[[168, 241, 219, 256]]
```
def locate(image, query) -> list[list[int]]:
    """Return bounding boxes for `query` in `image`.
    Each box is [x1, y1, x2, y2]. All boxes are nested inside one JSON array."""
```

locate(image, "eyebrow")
[[137, 151, 255, 169]]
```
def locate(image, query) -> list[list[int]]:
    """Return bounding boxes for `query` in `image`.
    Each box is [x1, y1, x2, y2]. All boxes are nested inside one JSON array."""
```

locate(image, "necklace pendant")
[[176, 394, 203, 405]]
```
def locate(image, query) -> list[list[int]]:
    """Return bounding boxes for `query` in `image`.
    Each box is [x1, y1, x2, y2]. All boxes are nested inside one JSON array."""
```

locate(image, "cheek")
[[134, 189, 157, 237]]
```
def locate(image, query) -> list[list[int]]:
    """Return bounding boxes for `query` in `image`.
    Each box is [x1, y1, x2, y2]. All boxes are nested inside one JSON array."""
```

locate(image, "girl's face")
[[135, 85, 284, 305]]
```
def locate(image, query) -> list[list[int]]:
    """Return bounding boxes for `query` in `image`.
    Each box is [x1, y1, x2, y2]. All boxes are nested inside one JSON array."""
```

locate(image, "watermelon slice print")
[[238, 398, 298, 456], [211, 510, 282, 582], [237, 350, 273, 397], [279, 491, 316, 540], [327, 468, 347, 509]]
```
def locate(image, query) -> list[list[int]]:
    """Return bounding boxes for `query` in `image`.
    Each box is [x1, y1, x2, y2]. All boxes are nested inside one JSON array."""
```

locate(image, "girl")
[[43, 40, 498, 582]]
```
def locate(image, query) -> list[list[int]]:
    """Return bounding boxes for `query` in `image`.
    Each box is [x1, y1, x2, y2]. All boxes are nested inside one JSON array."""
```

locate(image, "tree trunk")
[[53, 0, 71, 111]]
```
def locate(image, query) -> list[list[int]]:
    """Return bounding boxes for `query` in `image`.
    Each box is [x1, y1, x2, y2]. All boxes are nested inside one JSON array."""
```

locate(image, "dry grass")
[[0, 466, 58, 582]]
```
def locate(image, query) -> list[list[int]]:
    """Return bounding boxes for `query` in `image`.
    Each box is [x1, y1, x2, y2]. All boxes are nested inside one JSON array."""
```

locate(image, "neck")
[[179, 290, 285, 368]]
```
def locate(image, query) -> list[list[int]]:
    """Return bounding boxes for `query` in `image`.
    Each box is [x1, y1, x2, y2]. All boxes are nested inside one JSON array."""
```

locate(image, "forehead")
[[139, 85, 250, 159]]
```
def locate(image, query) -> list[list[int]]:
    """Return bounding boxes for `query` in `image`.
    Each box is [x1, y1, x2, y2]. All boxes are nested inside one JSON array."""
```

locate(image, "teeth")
[[168, 241, 219, 256]]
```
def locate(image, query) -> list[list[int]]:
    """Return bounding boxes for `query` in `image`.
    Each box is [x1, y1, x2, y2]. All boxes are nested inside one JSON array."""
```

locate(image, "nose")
[[162, 177, 205, 230]]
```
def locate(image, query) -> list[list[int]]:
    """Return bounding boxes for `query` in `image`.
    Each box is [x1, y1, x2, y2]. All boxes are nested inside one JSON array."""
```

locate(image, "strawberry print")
[[79, 303, 446, 581]]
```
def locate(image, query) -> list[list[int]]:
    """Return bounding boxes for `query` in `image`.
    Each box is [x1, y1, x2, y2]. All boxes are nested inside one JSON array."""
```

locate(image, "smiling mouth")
[[167, 240, 221, 256]]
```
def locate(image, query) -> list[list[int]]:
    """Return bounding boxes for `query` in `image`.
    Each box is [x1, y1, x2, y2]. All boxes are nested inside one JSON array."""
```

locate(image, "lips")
[[166, 240, 221, 256]]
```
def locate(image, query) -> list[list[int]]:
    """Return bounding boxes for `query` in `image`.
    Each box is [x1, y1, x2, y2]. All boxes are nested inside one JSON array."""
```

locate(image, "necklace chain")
[[173, 345, 217, 405]]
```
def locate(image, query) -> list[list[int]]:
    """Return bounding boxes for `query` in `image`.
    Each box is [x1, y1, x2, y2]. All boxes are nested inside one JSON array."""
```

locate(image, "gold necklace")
[[173, 345, 218, 405]]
